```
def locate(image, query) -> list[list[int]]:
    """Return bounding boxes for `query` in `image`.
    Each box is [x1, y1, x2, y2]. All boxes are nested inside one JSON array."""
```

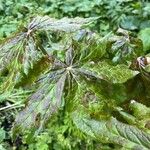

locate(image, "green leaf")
[[0, 16, 95, 90], [79, 61, 139, 83], [78, 31, 107, 62], [73, 112, 150, 150], [0, 128, 5, 142], [130, 100, 150, 119], [29, 16, 98, 32], [109, 28, 143, 63], [0, 89, 31, 103], [14, 29, 141, 135], [120, 16, 140, 30], [138, 28, 150, 52], [0, 145, 6, 150], [115, 107, 136, 124], [0, 31, 43, 90], [14, 72, 66, 133]]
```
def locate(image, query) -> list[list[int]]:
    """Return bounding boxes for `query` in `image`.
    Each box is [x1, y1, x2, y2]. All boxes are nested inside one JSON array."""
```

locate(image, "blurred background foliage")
[[0, 0, 150, 150], [1, 0, 150, 39]]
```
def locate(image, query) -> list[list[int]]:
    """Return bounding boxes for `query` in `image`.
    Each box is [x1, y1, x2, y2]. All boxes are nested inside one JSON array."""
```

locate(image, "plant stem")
[[0, 103, 24, 111]]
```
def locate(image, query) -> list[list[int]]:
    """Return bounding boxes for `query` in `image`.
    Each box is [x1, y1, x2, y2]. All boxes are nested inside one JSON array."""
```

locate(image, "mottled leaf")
[[109, 29, 143, 63], [14, 72, 66, 132], [0, 15, 95, 89], [0, 33, 43, 90], [78, 61, 139, 83], [79, 32, 107, 62], [28, 16, 97, 32]]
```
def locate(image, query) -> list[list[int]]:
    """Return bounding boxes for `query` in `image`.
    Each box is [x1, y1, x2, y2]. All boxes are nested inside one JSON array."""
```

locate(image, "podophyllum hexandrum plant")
[[0, 16, 150, 149]]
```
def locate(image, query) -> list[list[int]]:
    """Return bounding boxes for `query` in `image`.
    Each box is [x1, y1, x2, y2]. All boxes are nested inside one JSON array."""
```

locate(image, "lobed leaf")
[[14, 72, 66, 132], [0, 33, 43, 90], [28, 16, 97, 32], [0, 15, 95, 89]]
